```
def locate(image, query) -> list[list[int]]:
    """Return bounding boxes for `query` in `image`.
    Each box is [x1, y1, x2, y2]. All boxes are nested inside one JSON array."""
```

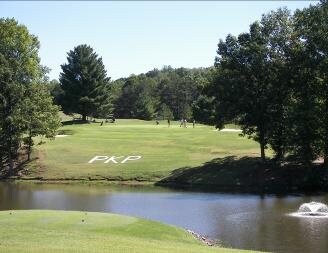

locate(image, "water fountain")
[[289, 201, 328, 218]]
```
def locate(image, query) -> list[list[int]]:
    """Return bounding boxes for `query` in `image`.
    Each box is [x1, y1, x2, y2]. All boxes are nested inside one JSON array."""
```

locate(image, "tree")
[[192, 68, 218, 125], [157, 103, 174, 120], [47, 79, 64, 106], [0, 18, 60, 173], [0, 18, 42, 173], [59, 45, 111, 121], [21, 83, 61, 160], [114, 75, 158, 120], [260, 9, 294, 161], [212, 9, 293, 162], [293, 0, 328, 164], [192, 95, 216, 125]]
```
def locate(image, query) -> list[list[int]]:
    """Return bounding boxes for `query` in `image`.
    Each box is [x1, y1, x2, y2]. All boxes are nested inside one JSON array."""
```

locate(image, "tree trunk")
[[323, 155, 328, 168], [275, 147, 283, 162], [274, 121, 285, 161], [8, 151, 14, 176], [27, 149, 31, 161], [27, 135, 32, 161], [324, 99, 328, 168], [82, 114, 87, 121], [260, 142, 266, 163], [259, 128, 266, 162]]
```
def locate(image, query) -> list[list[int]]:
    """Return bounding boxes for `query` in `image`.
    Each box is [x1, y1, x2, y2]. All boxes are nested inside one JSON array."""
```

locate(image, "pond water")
[[0, 182, 328, 253]]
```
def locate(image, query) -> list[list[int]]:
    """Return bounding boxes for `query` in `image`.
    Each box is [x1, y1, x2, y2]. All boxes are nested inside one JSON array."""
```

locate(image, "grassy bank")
[[0, 210, 260, 253], [7, 118, 327, 193], [156, 156, 328, 193], [22, 119, 260, 182]]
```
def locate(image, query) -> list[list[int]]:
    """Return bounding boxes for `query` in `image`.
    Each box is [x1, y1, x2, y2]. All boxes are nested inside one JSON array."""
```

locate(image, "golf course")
[[0, 210, 260, 253], [2, 1, 328, 252], [22, 117, 326, 193], [23, 116, 260, 184]]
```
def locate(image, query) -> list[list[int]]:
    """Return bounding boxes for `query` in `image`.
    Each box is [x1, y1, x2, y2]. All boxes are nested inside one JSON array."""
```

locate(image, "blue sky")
[[1, 1, 317, 80]]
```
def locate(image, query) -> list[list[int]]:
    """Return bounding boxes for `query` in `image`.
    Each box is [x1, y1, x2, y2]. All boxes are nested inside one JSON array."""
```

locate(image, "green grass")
[[0, 210, 260, 253], [23, 118, 261, 181]]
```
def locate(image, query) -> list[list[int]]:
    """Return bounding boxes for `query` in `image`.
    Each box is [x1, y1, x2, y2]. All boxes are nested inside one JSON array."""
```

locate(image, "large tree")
[[0, 18, 60, 173], [60, 45, 111, 121], [0, 18, 41, 172], [292, 0, 328, 164], [212, 9, 293, 162]]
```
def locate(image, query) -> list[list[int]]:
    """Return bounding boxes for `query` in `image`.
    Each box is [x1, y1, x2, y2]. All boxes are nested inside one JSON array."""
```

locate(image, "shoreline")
[[0, 210, 251, 253], [2, 176, 328, 195], [186, 229, 221, 247], [2, 154, 328, 195]]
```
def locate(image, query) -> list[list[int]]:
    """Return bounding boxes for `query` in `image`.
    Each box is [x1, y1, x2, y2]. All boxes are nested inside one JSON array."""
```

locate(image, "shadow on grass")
[[155, 156, 328, 194], [61, 120, 91, 126], [56, 129, 75, 135]]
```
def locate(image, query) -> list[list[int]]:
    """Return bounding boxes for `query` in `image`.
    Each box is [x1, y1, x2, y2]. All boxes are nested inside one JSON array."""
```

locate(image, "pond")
[[0, 182, 328, 253]]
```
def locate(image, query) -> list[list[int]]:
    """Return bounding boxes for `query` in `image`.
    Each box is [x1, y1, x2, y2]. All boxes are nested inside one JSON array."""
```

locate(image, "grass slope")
[[0, 210, 260, 253], [25, 119, 260, 181]]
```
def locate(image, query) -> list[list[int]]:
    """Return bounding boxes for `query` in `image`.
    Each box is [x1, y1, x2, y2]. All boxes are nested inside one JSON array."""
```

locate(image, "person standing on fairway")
[[193, 119, 195, 128], [167, 119, 170, 127]]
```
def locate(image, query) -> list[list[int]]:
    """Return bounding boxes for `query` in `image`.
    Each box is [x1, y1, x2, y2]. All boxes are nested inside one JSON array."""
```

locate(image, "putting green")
[[0, 210, 260, 253], [25, 119, 260, 181]]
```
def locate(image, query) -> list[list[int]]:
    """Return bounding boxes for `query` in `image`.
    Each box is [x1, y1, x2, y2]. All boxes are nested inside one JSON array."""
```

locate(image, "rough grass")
[[0, 210, 261, 253], [23, 118, 261, 181]]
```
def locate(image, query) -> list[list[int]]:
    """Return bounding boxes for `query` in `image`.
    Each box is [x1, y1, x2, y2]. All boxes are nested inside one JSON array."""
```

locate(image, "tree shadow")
[[61, 120, 91, 126], [155, 156, 328, 194], [56, 129, 75, 136]]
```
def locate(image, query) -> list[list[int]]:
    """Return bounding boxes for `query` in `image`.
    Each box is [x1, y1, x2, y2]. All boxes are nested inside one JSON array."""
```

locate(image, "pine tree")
[[59, 45, 111, 121]]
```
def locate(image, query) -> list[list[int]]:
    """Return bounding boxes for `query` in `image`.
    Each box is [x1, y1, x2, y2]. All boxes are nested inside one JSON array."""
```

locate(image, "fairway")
[[25, 119, 260, 181], [0, 210, 261, 253]]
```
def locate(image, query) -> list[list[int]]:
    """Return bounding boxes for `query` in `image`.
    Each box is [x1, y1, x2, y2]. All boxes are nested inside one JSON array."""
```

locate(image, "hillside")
[[23, 118, 259, 182]]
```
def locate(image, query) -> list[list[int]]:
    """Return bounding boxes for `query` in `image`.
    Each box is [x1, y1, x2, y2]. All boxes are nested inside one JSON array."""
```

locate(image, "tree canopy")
[[112, 66, 212, 120], [59, 45, 112, 121], [209, 1, 328, 164], [0, 18, 60, 173]]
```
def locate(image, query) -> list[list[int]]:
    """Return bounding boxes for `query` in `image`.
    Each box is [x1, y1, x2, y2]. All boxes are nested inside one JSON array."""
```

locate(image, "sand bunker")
[[219, 129, 242, 132], [55, 135, 68, 138]]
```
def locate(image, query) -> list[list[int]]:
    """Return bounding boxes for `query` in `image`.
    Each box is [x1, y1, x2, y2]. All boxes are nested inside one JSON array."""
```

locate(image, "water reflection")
[[0, 182, 328, 253]]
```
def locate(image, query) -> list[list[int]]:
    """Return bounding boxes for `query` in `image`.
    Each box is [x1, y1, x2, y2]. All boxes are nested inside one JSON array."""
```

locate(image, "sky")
[[0, 1, 317, 81]]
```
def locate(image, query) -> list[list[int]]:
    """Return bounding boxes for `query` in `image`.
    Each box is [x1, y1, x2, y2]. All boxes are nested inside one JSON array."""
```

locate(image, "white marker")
[[121, 156, 142, 164], [104, 156, 124, 164], [88, 156, 108, 163]]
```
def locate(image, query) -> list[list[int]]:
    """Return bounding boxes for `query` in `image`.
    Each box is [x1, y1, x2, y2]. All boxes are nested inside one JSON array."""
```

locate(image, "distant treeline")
[[111, 66, 215, 121], [50, 65, 214, 121]]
